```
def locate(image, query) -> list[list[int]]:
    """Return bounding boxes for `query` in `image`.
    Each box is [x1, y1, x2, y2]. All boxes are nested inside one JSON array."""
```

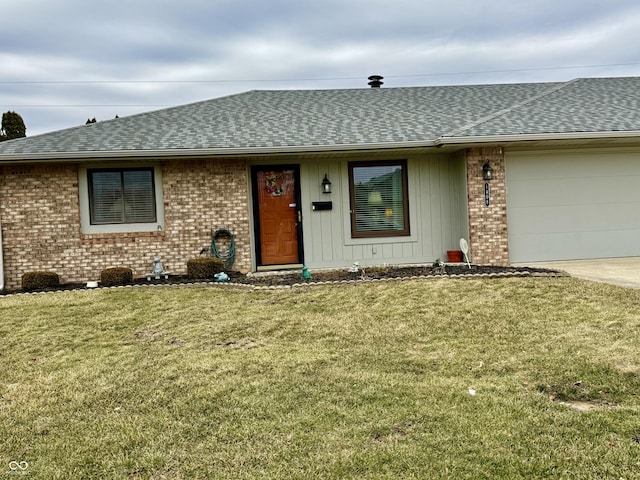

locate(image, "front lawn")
[[1, 278, 639, 479]]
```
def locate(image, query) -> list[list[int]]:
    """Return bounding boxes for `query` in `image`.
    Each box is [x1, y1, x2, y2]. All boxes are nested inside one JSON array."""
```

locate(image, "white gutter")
[[3, 130, 639, 163], [434, 130, 640, 146], [0, 140, 440, 162]]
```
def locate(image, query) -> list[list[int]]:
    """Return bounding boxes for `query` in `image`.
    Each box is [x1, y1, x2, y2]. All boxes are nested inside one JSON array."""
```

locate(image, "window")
[[88, 168, 157, 225], [348, 160, 410, 238]]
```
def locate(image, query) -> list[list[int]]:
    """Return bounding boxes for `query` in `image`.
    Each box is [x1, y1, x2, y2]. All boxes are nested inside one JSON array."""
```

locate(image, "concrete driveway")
[[521, 257, 640, 289]]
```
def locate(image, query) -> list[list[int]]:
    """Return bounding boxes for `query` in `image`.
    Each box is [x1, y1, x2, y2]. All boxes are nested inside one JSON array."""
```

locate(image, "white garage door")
[[507, 149, 640, 262]]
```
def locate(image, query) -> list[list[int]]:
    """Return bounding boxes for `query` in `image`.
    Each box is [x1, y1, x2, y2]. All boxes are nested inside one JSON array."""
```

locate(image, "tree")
[[0, 111, 26, 141]]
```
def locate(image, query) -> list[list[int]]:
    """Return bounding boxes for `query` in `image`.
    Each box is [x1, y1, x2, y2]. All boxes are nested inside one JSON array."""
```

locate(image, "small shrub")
[[187, 258, 224, 279], [21, 271, 60, 291], [100, 267, 133, 287]]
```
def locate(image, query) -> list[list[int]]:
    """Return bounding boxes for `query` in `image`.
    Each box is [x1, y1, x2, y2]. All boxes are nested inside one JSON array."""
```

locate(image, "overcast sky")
[[2, 0, 640, 136]]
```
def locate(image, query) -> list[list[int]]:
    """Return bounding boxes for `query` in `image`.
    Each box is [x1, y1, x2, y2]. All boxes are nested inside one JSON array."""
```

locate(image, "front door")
[[252, 166, 303, 266]]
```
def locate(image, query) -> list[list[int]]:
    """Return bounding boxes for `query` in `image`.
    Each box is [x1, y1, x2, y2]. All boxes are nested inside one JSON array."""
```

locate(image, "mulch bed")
[[231, 264, 563, 286], [5, 264, 566, 295]]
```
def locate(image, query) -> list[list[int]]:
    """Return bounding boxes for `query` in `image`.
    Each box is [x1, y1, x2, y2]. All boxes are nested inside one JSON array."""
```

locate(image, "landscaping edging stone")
[[0, 266, 569, 297]]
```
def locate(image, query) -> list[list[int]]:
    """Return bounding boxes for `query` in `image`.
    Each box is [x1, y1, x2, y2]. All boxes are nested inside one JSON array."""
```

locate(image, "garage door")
[[506, 150, 640, 262]]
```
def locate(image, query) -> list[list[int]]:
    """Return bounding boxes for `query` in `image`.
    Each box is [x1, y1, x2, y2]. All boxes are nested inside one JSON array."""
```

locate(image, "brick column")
[[465, 147, 509, 265]]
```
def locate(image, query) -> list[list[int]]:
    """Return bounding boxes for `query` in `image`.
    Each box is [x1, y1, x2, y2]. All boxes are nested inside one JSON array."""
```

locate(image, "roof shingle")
[[0, 77, 638, 158]]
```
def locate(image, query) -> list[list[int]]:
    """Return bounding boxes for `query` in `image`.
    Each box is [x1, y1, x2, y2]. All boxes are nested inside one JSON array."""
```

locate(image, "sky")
[[2, 0, 640, 136]]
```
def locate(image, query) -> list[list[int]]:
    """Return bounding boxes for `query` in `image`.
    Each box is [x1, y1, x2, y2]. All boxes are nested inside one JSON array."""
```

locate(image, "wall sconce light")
[[322, 174, 332, 194], [482, 162, 494, 181]]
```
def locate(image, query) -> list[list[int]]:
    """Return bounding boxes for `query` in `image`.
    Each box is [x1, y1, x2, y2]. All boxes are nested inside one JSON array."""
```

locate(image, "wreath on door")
[[265, 172, 284, 196]]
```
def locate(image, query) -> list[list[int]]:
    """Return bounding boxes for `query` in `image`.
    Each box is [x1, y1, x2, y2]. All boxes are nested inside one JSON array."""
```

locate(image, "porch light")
[[322, 174, 332, 194], [482, 162, 494, 181]]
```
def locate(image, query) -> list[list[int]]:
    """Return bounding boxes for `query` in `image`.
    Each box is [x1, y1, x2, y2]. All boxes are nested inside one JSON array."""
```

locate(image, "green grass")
[[1, 277, 640, 479]]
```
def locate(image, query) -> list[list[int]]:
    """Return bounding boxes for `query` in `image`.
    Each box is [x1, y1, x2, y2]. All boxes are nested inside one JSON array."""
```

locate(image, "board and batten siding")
[[506, 147, 640, 262], [298, 153, 468, 269]]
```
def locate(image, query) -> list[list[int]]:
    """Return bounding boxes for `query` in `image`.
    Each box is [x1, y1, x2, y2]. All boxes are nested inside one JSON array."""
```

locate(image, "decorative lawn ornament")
[[147, 256, 170, 281], [214, 272, 230, 282], [302, 266, 312, 280], [460, 238, 471, 269]]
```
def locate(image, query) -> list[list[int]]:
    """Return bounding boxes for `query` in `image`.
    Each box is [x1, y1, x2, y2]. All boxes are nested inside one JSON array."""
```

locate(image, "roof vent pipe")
[[368, 75, 384, 88]]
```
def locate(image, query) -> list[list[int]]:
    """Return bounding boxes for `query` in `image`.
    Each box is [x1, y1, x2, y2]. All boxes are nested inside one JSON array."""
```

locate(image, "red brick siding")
[[0, 158, 251, 291]]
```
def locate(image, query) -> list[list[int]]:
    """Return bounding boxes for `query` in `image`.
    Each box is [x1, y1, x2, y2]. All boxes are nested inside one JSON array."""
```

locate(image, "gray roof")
[[1, 77, 639, 159]]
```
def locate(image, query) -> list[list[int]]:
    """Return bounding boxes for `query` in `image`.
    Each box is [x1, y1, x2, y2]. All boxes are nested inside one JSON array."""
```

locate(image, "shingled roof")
[[1, 77, 639, 159]]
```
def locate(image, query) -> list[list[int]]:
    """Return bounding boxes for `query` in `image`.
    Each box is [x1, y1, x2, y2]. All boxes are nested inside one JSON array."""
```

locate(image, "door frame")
[[250, 164, 304, 268]]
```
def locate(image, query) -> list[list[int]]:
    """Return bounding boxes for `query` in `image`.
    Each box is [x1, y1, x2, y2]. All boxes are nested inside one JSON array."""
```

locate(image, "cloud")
[[2, 0, 640, 135]]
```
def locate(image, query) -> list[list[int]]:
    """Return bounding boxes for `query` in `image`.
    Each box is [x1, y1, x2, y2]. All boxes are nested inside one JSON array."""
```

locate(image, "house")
[[0, 76, 639, 291]]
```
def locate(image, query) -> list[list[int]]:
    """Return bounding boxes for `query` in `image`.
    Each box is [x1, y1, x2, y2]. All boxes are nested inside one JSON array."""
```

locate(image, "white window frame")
[[79, 164, 165, 234]]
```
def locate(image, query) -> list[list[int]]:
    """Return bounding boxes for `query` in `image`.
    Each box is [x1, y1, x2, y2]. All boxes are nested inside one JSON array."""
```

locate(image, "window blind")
[[350, 161, 409, 237], [89, 168, 156, 224]]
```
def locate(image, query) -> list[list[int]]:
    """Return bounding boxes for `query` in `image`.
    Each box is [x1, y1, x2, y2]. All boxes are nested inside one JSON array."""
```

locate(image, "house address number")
[[484, 183, 490, 206]]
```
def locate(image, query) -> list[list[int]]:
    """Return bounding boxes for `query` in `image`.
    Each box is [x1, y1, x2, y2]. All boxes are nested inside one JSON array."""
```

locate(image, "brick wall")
[[465, 147, 510, 265], [0, 158, 251, 291], [161, 158, 251, 275]]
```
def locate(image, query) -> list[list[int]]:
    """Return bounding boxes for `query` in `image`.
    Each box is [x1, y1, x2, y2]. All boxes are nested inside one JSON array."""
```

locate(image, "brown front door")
[[252, 166, 303, 266]]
